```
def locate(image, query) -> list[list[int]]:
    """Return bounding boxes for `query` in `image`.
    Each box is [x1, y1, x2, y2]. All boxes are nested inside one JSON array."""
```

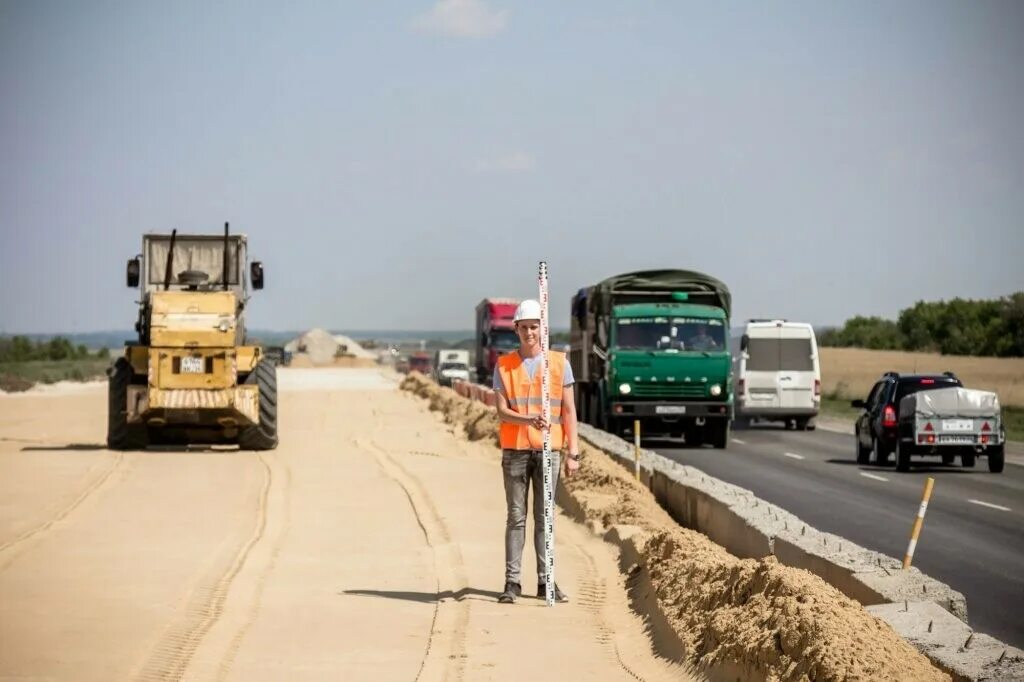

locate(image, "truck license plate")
[[180, 357, 205, 374], [941, 419, 974, 432], [656, 405, 686, 415]]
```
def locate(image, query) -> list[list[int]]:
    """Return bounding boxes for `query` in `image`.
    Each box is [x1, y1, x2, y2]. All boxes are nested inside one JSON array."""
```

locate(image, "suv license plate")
[[655, 406, 686, 415], [180, 357, 204, 374], [942, 419, 974, 432]]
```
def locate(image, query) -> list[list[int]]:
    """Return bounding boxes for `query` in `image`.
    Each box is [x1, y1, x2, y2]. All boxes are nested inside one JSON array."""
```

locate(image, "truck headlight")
[[710, 384, 722, 396], [619, 383, 631, 395]]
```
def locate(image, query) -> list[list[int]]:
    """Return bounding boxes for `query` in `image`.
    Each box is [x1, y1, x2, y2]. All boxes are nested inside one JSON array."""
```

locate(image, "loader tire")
[[107, 358, 148, 450], [239, 359, 279, 451]]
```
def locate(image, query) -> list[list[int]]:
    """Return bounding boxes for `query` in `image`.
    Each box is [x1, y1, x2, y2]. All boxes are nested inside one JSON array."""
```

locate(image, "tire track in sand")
[[212, 460, 293, 681], [0, 451, 127, 573], [566, 537, 690, 682], [134, 454, 272, 682], [359, 423, 470, 682]]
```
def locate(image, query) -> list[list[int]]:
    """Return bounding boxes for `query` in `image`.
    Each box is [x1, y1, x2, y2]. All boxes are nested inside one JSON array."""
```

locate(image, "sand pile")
[[398, 373, 948, 682], [332, 334, 377, 360], [285, 328, 339, 365]]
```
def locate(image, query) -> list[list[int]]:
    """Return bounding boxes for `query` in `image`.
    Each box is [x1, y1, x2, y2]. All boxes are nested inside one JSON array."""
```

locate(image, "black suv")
[[852, 372, 962, 466]]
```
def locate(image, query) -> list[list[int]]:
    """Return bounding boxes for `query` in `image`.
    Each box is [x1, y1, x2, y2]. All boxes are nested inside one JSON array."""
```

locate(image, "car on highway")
[[852, 372, 961, 466]]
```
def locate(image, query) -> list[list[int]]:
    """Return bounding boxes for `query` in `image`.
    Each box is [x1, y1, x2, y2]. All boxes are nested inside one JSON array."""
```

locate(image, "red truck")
[[408, 352, 432, 376], [475, 298, 520, 385]]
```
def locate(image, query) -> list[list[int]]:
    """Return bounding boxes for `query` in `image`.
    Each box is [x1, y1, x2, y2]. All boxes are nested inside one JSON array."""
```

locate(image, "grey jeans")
[[502, 449, 560, 585]]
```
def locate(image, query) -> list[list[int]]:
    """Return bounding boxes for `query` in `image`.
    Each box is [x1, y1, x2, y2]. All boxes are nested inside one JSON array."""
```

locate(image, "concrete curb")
[[575, 422, 1021, 681]]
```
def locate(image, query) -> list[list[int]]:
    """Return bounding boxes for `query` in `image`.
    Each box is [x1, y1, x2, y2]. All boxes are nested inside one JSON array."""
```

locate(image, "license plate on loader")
[[180, 357, 205, 374]]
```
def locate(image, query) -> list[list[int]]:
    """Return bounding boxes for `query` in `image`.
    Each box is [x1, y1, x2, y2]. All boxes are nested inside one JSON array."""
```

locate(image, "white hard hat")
[[513, 299, 542, 322]]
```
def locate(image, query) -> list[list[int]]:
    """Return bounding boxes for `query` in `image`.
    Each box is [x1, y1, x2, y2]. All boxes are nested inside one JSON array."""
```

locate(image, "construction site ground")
[[0, 368, 690, 681]]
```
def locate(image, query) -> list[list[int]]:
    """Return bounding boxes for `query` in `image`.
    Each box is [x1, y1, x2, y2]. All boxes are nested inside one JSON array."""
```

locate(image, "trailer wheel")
[[961, 452, 976, 468], [896, 441, 911, 472], [988, 448, 1005, 473], [238, 359, 279, 451], [107, 358, 148, 450]]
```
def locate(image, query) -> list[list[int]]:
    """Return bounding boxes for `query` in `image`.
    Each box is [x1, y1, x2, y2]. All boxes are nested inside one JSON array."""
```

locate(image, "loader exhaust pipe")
[[222, 222, 230, 290], [163, 229, 177, 290]]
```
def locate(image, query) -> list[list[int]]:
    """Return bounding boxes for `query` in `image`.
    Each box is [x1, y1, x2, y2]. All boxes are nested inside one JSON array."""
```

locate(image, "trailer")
[[897, 387, 1005, 473]]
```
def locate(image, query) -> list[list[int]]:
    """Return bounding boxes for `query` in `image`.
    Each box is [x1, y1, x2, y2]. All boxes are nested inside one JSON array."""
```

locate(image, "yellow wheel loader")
[[108, 224, 278, 450]]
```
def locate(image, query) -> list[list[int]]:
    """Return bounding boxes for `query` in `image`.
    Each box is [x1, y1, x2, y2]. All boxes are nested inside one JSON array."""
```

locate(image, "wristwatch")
[[568, 452, 581, 462]]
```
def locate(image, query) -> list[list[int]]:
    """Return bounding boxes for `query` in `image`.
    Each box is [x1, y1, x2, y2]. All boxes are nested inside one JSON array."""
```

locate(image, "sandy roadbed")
[[0, 368, 687, 681]]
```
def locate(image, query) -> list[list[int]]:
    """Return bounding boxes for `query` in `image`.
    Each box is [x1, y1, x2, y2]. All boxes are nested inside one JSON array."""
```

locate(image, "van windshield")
[[615, 317, 726, 351], [746, 338, 814, 371]]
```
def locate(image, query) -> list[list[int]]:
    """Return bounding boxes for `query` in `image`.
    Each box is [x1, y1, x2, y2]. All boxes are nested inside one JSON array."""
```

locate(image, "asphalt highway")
[[652, 423, 1024, 647]]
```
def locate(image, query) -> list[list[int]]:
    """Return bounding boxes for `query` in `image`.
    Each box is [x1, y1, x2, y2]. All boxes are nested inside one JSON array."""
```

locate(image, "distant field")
[[0, 358, 110, 392], [820, 347, 1024, 407]]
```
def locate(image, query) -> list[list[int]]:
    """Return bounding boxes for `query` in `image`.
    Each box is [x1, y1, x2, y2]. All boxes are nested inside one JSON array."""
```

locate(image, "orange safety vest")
[[497, 351, 566, 450]]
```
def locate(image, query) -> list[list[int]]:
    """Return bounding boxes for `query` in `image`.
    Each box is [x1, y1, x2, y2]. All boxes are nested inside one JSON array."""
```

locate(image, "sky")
[[1, 0, 1022, 334]]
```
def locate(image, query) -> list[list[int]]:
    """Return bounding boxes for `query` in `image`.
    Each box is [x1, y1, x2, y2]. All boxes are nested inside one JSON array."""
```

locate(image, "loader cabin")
[[126, 231, 264, 296]]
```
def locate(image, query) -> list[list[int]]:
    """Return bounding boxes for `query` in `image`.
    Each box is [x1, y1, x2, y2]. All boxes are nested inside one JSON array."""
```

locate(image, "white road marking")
[[783, 452, 805, 460], [732, 438, 746, 445], [968, 499, 1011, 512], [860, 472, 889, 482]]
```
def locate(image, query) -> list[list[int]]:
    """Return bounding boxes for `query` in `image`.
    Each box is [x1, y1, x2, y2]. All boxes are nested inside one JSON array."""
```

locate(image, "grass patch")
[[0, 358, 111, 392], [820, 396, 1024, 443]]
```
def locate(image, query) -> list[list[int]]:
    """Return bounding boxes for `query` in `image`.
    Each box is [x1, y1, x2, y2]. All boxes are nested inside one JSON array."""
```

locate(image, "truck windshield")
[[614, 317, 726, 351], [439, 363, 467, 372], [491, 330, 519, 350]]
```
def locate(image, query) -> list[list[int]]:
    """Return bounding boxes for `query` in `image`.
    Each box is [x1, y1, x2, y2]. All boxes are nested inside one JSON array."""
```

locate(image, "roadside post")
[[903, 477, 935, 570], [634, 419, 641, 481], [539, 261, 555, 607]]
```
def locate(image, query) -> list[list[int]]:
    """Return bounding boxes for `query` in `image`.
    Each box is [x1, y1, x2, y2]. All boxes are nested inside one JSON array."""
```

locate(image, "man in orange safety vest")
[[493, 299, 580, 604]]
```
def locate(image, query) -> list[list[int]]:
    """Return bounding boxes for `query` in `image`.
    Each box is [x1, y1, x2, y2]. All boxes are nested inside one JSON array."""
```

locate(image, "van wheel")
[[796, 418, 810, 431], [896, 442, 911, 472], [988, 448, 1005, 473], [961, 453, 976, 468]]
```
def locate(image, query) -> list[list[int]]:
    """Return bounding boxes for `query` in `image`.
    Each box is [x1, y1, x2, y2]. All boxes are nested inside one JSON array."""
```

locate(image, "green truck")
[[569, 270, 733, 448]]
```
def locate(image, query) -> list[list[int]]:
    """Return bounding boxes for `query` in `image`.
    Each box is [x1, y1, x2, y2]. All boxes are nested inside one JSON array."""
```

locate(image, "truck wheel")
[[895, 441, 912, 472], [961, 452, 976, 468], [107, 358, 148, 450], [711, 419, 729, 449], [686, 427, 704, 448], [238, 360, 279, 451], [856, 437, 871, 464], [872, 439, 889, 466], [941, 454, 955, 466], [988, 448, 1005, 473]]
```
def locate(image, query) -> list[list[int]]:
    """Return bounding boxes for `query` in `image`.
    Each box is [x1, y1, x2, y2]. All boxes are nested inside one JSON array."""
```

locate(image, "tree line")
[[819, 293, 1024, 357], [0, 336, 109, 363]]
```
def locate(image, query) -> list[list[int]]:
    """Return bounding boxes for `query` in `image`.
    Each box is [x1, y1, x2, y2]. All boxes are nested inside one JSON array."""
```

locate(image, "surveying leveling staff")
[[493, 299, 581, 605]]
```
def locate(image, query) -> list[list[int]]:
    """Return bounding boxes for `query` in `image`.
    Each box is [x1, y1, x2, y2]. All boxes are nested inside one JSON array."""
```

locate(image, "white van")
[[734, 320, 820, 430], [433, 349, 471, 387]]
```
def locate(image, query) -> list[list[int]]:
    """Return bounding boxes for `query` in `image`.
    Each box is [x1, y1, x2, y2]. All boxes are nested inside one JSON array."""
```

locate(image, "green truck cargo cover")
[[585, 269, 731, 318]]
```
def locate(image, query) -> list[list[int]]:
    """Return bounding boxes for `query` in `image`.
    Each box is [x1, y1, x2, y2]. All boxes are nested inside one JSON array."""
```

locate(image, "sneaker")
[[537, 581, 569, 603], [498, 581, 521, 604]]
